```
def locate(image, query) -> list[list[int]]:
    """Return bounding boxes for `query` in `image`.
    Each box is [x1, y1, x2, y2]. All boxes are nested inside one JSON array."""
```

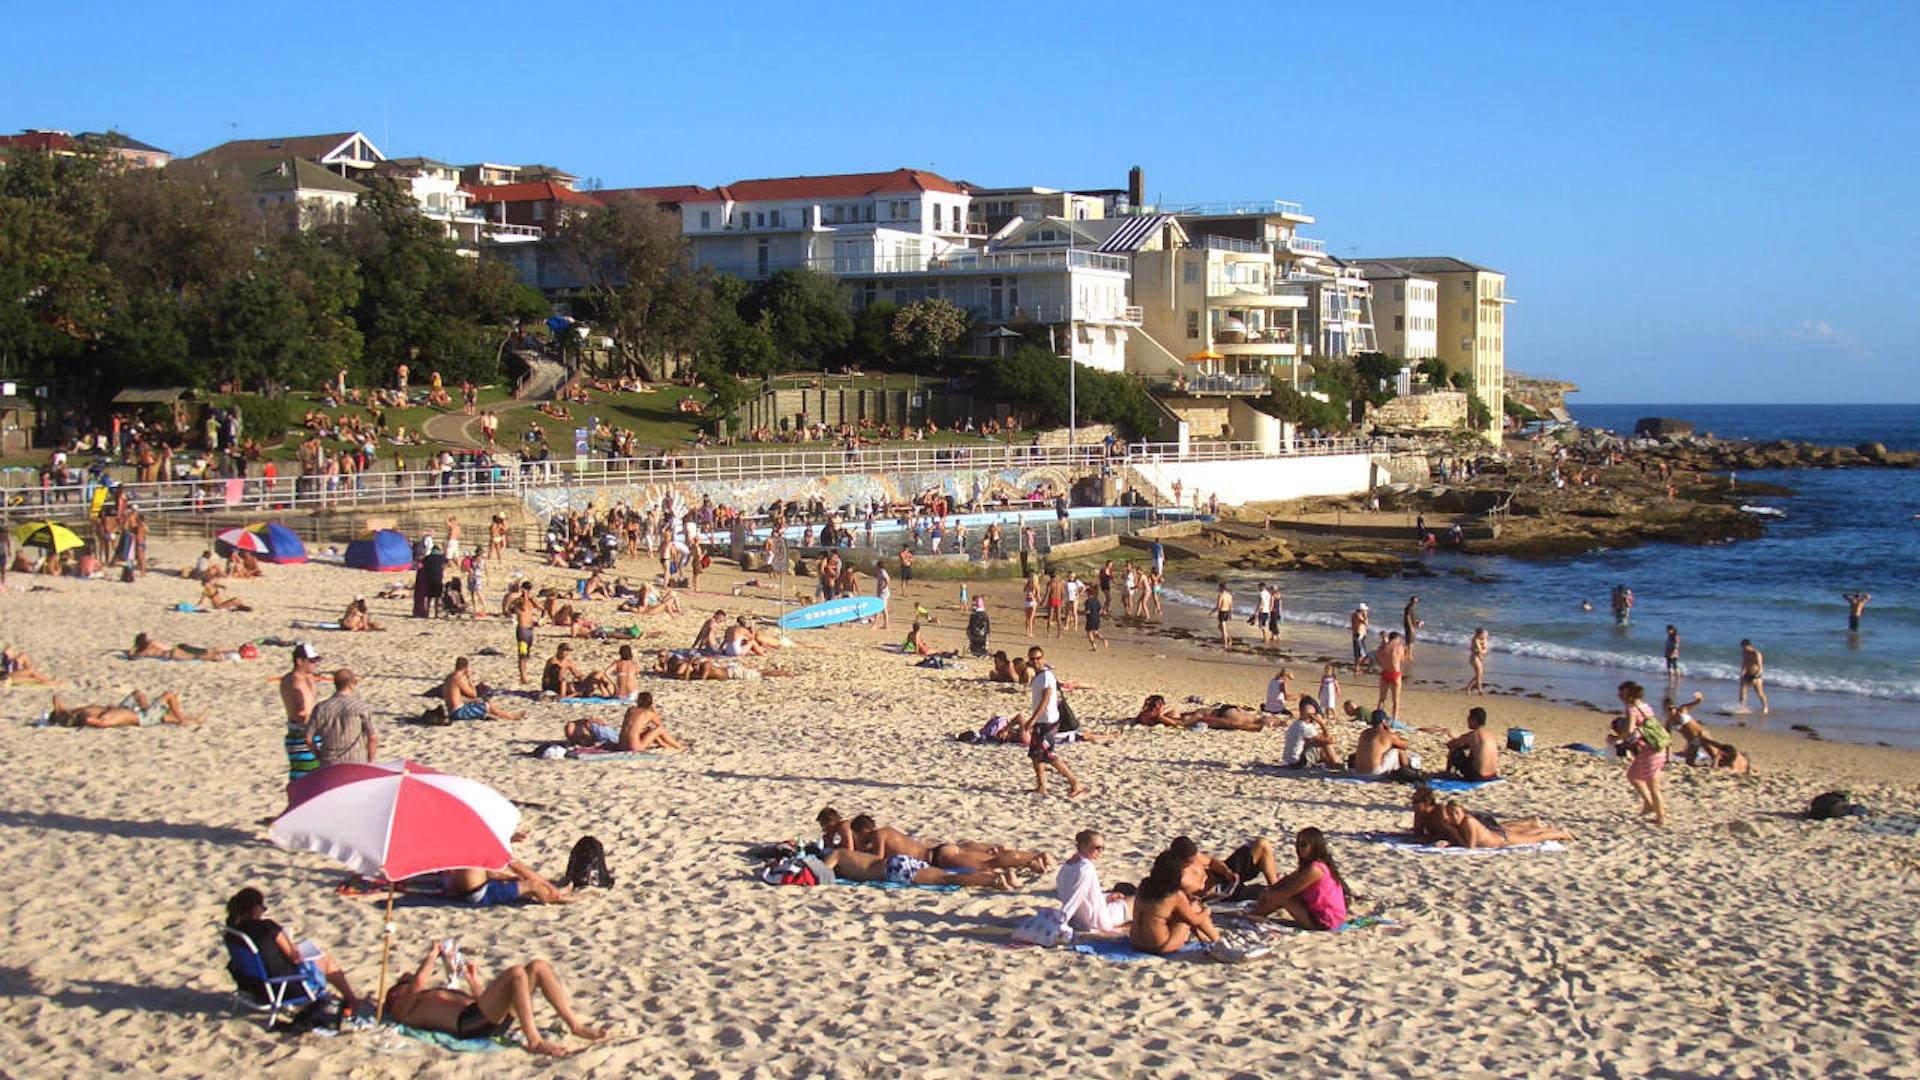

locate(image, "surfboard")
[[778, 595, 887, 630]]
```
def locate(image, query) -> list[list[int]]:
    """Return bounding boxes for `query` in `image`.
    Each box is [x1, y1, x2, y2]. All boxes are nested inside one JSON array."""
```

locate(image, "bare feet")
[[569, 1022, 608, 1041], [1065, 784, 1089, 800]]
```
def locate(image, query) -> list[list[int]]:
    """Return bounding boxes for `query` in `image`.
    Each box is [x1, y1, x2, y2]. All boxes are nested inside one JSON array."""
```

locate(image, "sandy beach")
[[1, 539, 1916, 1077]]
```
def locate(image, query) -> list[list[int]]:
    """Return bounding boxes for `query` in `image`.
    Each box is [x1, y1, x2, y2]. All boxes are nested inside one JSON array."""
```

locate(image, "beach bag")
[[1011, 908, 1073, 947], [1054, 691, 1079, 733], [563, 835, 614, 889], [761, 855, 828, 887], [415, 704, 451, 727], [1807, 791, 1860, 820]]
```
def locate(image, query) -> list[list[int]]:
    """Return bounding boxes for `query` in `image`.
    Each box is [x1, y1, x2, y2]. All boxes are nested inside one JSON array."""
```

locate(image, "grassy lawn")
[[492, 386, 714, 452]]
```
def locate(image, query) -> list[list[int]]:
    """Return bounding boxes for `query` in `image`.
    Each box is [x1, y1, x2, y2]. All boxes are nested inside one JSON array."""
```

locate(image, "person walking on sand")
[[509, 582, 540, 685], [1610, 680, 1670, 826], [1215, 582, 1235, 649], [1083, 588, 1109, 651], [1374, 632, 1406, 718], [1402, 596, 1423, 659], [1843, 592, 1871, 633], [1349, 603, 1371, 671], [1023, 573, 1040, 637], [1466, 628, 1488, 694], [1023, 646, 1087, 799], [1738, 639, 1770, 714], [874, 563, 891, 630]]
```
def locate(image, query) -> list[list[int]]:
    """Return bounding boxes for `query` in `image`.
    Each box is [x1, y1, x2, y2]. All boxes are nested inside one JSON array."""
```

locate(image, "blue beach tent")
[[344, 529, 412, 572]]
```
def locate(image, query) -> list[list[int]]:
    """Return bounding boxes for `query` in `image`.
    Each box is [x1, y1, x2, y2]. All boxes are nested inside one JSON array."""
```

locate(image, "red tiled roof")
[[461, 181, 599, 206], [693, 168, 963, 203], [0, 130, 79, 153], [594, 184, 715, 206]]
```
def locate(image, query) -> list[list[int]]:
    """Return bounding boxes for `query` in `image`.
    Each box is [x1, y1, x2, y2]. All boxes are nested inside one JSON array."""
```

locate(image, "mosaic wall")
[[522, 465, 1078, 521]]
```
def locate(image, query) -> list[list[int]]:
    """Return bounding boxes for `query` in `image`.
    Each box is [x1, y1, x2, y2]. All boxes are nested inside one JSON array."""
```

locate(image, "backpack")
[[1807, 791, 1859, 820], [562, 835, 614, 889], [415, 704, 451, 727], [1054, 690, 1079, 733]]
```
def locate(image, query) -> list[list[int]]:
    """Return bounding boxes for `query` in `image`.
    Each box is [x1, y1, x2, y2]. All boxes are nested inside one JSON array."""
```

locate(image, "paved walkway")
[[420, 355, 567, 450]]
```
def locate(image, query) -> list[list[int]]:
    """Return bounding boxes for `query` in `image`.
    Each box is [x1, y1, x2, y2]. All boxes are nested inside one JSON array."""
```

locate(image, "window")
[[531, 201, 547, 222], [769, 209, 782, 227], [1186, 311, 1200, 339], [1394, 315, 1405, 330], [1183, 261, 1199, 285], [1461, 307, 1471, 321], [1395, 285, 1405, 300], [700, 210, 711, 229], [1461, 280, 1472, 293], [754, 211, 765, 227]]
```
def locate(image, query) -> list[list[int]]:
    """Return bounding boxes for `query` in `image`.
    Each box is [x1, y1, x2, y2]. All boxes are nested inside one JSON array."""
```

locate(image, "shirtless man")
[[905, 622, 956, 659], [988, 651, 1030, 684], [821, 845, 1016, 890], [129, 633, 242, 662], [602, 645, 643, 700], [45, 690, 200, 728], [382, 941, 604, 1058], [567, 692, 686, 752], [443, 657, 525, 721], [1666, 692, 1751, 773], [280, 643, 324, 788], [1738, 639, 1770, 714], [541, 594, 596, 638], [1374, 632, 1406, 717], [508, 582, 540, 684], [691, 610, 729, 653], [848, 813, 1049, 874], [1843, 592, 1871, 633], [1444, 707, 1501, 781], [1349, 603, 1371, 671], [581, 569, 614, 601], [542, 644, 612, 698], [435, 860, 574, 906], [1350, 710, 1416, 776], [1132, 694, 1276, 732], [339, 597, 385, 632], [1214, 582, 1234, 649], [1402, 595, 1423, 658], [1433, 801, 1573, 849]]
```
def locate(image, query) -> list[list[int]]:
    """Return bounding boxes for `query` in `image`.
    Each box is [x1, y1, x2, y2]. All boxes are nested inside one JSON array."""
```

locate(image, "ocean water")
[[1171, 403, 1920, 746]]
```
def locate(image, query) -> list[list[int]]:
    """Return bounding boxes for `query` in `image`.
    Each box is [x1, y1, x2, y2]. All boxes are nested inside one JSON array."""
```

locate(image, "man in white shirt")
[[1282, 703, 1335, 768], [1256, 585, 1274, 644], [1024, 646, 1087, 799], [1062, 575, 1083, 632], [1055, 830, 1130, 932]]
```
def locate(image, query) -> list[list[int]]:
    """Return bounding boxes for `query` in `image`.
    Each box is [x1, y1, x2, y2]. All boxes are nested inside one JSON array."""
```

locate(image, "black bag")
[[563, 835, 614, 889], [414, 704, 451, 727], [1807, 791, 1858, 820], [1054, 690, 1079, 733]]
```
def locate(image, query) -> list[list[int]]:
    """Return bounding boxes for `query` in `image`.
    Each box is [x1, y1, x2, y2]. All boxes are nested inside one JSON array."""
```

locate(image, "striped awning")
[[1095, 214, 1176, 254]]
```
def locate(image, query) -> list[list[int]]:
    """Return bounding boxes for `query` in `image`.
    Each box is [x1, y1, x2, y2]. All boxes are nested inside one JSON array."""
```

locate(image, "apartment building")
[[1128, 221, 1312, 393], [1356, 256, 1510, 438], [1354, 260, 1439, 359], [372, 157, 489, 246], [675, 168, 974, 280], [0, 128, 172, 168]]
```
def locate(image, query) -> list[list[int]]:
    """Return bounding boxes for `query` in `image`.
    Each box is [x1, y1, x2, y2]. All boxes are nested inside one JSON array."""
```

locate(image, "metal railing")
[[1174, 199, 1308, 218], [1, 438, 1396, 521]]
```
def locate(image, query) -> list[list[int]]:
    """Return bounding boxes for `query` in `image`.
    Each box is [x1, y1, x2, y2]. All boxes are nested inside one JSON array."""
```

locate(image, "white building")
[[1355, 260, 1439, 359], [679, 169, 976, 280], [374, 157, 488, 249]]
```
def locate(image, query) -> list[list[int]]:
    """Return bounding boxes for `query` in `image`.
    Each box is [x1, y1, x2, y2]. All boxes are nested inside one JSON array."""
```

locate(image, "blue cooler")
[[1507, 727, 1535, 753]]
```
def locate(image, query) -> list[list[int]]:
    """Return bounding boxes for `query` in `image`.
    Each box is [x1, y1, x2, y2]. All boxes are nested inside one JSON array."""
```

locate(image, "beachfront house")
[[1353, 256, 1511, 439], [1356, 260, 1441, 360]]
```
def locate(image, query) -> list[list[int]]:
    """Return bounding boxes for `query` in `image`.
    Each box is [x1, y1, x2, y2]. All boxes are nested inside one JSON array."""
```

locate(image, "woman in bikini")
[[1129, 847, 1220, 955]]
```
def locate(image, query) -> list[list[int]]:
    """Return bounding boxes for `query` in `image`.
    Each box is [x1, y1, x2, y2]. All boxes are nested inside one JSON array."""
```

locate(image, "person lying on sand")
[[541, 595, 596, 637], [442, 657, 525, 721], [47, 689, 200, 728], [1247, 828, 1353, 929], [2, 644, 62, 687], [383, 940, 604, 1057], [1431, 800, 1573, 849], [654, 650, 792, 681], [987, 650, 1030, 684], [128, 633, 244, 662], [1129, 845, 1220, 955], [618, 582, 681, 616], [821, 846, 1017, 890], [543, 644, 613, 698], [434, 861, 574, 906], [563, 693, 686, 753], [200, 580, 253, 612], [846, 812, 1050, 874], [339, 597, 385, 632], [1133, 694, 1275, 732]]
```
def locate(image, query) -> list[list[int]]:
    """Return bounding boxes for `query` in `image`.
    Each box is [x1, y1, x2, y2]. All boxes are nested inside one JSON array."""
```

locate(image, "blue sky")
[[7, 1, 1916, 403]]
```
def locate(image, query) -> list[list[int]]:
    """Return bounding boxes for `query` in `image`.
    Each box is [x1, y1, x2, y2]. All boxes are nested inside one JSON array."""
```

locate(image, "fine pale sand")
[[1, 540, 1916, 1077]]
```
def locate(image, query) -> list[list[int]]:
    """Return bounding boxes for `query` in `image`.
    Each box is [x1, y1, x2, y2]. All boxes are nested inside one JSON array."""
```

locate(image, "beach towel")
[[841, 879, 963, 893], [290, 620, 343, 630], [1315, 775, 1505, 793], [1374, 837, 1566, 855], [1070, 937, 1205, 961], [173, 603, 211, 613], [564, 748, 660, 762], [556, 696, 636, 706], [1564, 743, 1610, 756], [388, 1023, 511, 1053]]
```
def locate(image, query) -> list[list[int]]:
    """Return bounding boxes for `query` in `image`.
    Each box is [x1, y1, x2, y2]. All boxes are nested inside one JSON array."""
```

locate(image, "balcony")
[[482, 222, 543, 243], [1207, 280, 1310, 307], [932, 249, 1130, 274], [1282, 235, 1327, 256], [1174, 199, 1312, 222], [1145, 372, 1272, 395], [1196, 234, 1268, 254]]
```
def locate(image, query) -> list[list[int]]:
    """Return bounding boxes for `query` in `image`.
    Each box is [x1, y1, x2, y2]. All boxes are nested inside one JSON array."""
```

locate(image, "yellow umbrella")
[[1187, 350, 1224, 362], [10, 520, 85, 554]]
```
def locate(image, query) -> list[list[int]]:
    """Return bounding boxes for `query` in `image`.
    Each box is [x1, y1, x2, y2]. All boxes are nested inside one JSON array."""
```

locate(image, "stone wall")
[[1367, 391, 1467, 433], [1027, 423, 1119, 447], [1371, 452, 1433, 488]]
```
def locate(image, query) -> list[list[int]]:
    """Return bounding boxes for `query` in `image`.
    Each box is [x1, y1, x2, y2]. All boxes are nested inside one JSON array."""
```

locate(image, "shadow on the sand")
[[45, 977, 236, 1018], [877, 909, 1013, 944], [0, 809, 259, 848], [702, 769, 970, 794]]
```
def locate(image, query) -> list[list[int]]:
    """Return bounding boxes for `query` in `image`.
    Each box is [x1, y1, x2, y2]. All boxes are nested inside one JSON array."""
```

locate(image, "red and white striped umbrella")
[[268, 760, 518, 881], [215, 527, 272, 554]]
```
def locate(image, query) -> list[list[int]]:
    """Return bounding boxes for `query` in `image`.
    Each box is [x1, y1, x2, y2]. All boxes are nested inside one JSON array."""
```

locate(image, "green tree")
[[889, 298, 969, 360], [850, 300, 898, 365], [986, 345, 1155, 438], [1352, 351, 1402, 407], [1263, 385, 1348, 432], [698, 274, 781, 377], [548, 199, 704, 379], [1414, 356, 1450, 385], [0, 150, 115, 381], [744, 269, 851, 370]]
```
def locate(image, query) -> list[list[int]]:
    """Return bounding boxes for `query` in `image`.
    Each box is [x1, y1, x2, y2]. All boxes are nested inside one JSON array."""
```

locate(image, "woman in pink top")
[[1251, 828, 1351, 930]]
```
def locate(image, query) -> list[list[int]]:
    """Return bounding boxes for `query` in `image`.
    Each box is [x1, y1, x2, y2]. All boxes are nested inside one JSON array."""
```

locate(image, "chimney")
[[1127, 165, 1144, 212]]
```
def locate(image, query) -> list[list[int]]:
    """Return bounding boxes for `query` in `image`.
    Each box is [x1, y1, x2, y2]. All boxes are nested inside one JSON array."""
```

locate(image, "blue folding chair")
[[219, 926, 328, 1029]]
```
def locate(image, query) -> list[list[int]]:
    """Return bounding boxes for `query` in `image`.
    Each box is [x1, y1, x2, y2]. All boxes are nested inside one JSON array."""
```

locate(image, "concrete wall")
[[1127, 454, 1372, 508], [1228, 398, 1282, 452], [1164, 399, 1230, 438], [733, 386, 1009, 434], [1372, 452, 1432, 487]]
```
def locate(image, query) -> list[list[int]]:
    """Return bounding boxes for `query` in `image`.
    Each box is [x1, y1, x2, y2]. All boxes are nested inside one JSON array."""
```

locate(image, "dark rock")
[[1857, 441, 1888, 463], [1635, 417, 1695, 438]]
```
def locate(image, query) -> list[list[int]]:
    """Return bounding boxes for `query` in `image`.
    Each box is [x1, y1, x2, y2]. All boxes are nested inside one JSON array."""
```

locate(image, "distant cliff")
[[1504, 371, 1579, 416]]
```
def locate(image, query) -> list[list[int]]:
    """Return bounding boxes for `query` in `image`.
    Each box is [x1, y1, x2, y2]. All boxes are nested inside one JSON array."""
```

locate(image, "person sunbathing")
[[847, 813, 1049, 874], [690, 610, 728, 653], [1443, 706, 1501, 781], [653, 650, 791, 681], [821, 846, 1016, 890], [200, 580, 253, 612], [128, 633, 242, 662], [1432, 800, 1573, 849], [226, 550, 262, 579], [2, 645, 61, 687], [542, 644, 613, 697], [1133, 694, 1274, 732], [1055, 830, 1132, 933], [904, 623, 955, 659], [721, 620, 771, 658], [1350, 710, 1418, 776], [225, 887, 364, 1014], [987, 650, 1030, 684], [47, 690, 200, 728], [442, 657, 525, 721], [618, 583, 681, 616], [188, 550, 224, 583], [339, 597, 385, 632], [1248, 828, 1353, 929], [540, 595, 596, 637], [581, 570, 614, 601], [1129, 846, 1220, 955], [435, 861, 574, 906], [383, 940, 604, 1057], [564, 693, 686, 753]]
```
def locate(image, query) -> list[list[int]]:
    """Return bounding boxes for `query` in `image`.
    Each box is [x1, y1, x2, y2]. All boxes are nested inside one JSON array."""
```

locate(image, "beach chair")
[[219, 926, 328, 1029]]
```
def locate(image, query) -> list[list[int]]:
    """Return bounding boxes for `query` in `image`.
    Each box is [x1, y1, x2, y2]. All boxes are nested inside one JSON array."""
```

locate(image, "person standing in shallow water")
[[1842, 592, 1870, 633]]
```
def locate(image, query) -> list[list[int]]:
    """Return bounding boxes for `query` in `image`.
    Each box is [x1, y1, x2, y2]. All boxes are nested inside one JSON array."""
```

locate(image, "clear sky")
[[7, 1, 1916, 403]]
